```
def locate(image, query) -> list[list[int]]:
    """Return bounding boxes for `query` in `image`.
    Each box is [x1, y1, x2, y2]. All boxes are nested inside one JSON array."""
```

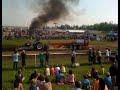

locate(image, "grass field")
[[2, 39, 117, 90], [2, 54, 111, 90], [2, 38, 118, 46]]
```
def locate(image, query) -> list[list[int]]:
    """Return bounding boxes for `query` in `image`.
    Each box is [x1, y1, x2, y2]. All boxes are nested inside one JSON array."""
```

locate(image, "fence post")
[[35, 54, 36, 67]]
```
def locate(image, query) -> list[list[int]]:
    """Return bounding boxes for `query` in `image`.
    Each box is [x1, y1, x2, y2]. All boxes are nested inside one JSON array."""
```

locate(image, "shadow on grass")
[[5, 80, 14, 83], [2, 68, 14, 71], [2, 63, 105, 71]]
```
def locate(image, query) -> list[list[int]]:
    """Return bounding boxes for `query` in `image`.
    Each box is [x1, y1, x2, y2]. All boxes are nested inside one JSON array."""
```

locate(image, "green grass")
[[2, 54, 111, 90], [2, 38, 117, 46], [2, 39, 75, 46], [2, 39, 117, 89]]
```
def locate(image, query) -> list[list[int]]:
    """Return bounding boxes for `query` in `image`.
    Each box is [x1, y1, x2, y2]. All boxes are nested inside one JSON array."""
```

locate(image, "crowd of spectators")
[[2, 27, 90, 40], [11, 56, 118, 90]]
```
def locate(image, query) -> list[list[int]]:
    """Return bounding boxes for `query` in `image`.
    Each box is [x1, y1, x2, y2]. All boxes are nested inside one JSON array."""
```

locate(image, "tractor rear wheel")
[[34, 42, 43, 50]]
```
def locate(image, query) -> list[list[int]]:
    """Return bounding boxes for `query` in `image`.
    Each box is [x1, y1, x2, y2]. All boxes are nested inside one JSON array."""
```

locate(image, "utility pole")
[[54, 23, 57, 30]]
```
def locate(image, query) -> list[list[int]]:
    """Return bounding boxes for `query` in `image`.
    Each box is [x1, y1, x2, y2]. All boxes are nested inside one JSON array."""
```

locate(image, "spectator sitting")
[[29, 79, 39, 90], [37, 74, 45, 90], [65, 70, 75, 84], [80, 75, 90, 89], [44, 65, 50, 76], [13, 76, 24, 90], [86, 71, 91, 78], [100, 65, 105, 75], [55, 64, 60, 74], [91, 67, 98, 78], [50, 66, 56, 76], [55, 70, 65, 85], [15, 69, 25, 82], [42, 77, 52, 90], [71, 81, 82, 90], [60, 64, 66, 73], [29, 69, 38, 82], [99, 78, 108, 90], [104, 72, 112, 89], [90, 75, 99, 90]]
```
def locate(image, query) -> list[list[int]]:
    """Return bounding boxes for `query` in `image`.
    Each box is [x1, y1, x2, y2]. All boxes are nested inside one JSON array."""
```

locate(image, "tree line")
[[57, 22, 118, 31]]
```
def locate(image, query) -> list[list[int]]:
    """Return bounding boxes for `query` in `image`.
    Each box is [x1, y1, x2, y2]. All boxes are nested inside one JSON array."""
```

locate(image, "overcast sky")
[[2, 0, 118, 27]]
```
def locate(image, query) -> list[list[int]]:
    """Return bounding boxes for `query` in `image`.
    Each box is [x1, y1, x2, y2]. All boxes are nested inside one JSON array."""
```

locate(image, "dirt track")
[[2, 43, 117, 55]]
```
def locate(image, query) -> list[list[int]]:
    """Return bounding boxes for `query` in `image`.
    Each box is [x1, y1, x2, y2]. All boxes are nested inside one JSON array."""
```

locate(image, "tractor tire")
[[34, 42, 43, 50]]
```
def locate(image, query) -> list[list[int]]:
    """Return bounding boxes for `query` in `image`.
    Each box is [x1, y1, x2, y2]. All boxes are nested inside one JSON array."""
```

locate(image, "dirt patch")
[[2, 43, 117, 55]]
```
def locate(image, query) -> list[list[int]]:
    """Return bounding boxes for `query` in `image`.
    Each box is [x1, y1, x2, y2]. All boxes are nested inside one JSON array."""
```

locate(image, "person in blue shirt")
[[55, 70, 65, 85], [104, 72, 112, 89], [80, 75, 90, 89], [71, 50, 76, 67], [13, 50, 19, 70]]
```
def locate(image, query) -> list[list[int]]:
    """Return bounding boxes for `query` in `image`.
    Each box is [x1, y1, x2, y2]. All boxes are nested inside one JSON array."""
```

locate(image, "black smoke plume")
[[28, 0, 80, 37]]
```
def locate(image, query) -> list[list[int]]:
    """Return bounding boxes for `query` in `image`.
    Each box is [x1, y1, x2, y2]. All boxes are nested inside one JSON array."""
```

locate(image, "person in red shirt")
[[50, 66, 56, 76]]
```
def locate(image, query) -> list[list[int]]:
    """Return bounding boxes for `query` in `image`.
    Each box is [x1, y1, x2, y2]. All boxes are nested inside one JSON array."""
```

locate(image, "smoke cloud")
[[28, 0, 80, 37]]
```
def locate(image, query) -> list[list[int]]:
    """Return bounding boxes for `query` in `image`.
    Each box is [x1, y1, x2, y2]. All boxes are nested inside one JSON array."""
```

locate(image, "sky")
[[2, 0, 118, 27]]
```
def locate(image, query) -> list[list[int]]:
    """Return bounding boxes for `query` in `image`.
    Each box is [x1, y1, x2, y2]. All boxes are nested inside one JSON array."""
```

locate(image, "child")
[[65, 70, 75, 84], [50, 65, 56, 76], [91, 68, 98, 78], [61, 64, 66, 73], [100, 65, 105, 75], [44, 65, 50, 76]]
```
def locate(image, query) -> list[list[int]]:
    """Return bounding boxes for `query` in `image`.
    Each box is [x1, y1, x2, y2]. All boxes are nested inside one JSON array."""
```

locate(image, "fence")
[[2, 53, 87, 67]]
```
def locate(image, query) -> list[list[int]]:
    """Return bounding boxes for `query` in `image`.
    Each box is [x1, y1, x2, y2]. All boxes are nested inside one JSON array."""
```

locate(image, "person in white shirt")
[[13, 50, 19, 70], [71, 50, 76, 66], [55, 64, 60, 74], [105, 48, 109, 63]]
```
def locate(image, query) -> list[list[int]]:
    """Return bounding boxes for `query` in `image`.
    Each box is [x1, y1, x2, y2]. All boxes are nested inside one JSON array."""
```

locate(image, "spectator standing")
[[13, 50, 19, 70], [88, 48, 93, 65], [71, 50, 76, 66], [92, 48, 96, 64], [109, 57, 118, 90], [45, 50, 50, 66], [105, 48, 110, 63], [21, 50, 26, 70], [97, 49, 102, 64], [108, 49, 112, 57], [43, 44, 49, 51], [39, 50, 45, 68], [115, 49, 118, 62]]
